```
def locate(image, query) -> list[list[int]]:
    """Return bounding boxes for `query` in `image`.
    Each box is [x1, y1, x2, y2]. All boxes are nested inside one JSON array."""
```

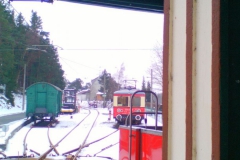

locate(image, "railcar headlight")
[[135, 115, 141, 120], [116, 114, 122, 120]]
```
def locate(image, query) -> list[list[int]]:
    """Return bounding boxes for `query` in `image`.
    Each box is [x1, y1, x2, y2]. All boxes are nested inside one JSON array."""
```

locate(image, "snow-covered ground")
[[0, 94, 25, 117], [0, 93, 162, 159], [0, 96, 119, 159], [2, 108, 119, 159], [0, 94, 26, 150], [0, 95, 119, 159]]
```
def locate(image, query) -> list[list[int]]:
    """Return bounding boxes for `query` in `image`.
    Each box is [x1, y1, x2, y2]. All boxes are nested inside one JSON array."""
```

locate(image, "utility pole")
[[103, 73, 106, 107], [150, 69, 153, 110], [22, 48, 47, 111], [22, 64, 26, 111]]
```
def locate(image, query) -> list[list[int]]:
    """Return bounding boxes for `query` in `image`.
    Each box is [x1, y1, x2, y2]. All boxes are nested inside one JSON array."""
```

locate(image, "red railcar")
[[113, 88, 145, 125]]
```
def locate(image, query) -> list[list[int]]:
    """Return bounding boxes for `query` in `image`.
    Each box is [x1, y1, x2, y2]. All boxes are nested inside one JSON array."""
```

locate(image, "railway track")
[[22, 119, 59, 157], [73, 108, 100, 159], [40, 108, 119, 159], [2, 108, 119, 160], [38, 108, 93, 159]]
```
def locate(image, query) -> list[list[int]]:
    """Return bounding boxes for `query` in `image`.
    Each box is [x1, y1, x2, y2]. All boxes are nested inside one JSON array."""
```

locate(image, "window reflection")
[[65, 97, 74, 103], [117, 96, 128, 106]]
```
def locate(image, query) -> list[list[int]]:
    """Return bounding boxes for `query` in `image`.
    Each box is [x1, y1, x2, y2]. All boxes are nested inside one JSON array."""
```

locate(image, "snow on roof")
[[114, 89, 145, 95], [78, 89, 90, 94], [27, 82, 62, 91], [96, 91, 103, 95]]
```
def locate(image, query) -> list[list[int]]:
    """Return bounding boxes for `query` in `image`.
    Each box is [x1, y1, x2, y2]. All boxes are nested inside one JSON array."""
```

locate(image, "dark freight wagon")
[[26, 82, 62, 123]]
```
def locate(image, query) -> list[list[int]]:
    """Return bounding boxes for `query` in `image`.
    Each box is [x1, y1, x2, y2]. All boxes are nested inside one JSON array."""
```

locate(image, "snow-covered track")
[[38, 109, 92, 160], [2, 108, 120, 159], [73, 108, 100, 159], [23, 119, 59, 157], [62, 128, 119, 155]]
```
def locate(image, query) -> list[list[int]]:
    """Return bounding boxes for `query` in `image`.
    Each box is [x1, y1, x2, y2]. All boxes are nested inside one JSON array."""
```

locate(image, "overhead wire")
[[58, 56, 100, 71], [58, 56, 105, 82], [59, 57, 82, 76]]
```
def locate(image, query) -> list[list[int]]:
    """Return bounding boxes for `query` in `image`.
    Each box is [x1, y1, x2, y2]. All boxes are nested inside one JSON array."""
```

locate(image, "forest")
[[0, 1, 65, 105]]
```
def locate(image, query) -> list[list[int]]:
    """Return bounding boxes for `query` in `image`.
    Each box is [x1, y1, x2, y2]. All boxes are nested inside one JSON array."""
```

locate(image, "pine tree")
[[141, 76, 146, 91], [25, 10, 65, 89], [68, 78, 83, 90], [14, 13, 29, 88], [146, 81, 151, 102], [0, 2, 16, 105], [98, 69, 118, 101], [0, 3, 66, 104], [30, 10, 42, 34]]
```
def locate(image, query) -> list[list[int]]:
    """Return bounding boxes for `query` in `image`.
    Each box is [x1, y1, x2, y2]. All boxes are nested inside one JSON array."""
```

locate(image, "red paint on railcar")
[[113, 107, 145, 117], [113, 89, 146, 124], [141, 129, 163, 160], [119, 126, 163, 160], [119, 126, 141, 160]]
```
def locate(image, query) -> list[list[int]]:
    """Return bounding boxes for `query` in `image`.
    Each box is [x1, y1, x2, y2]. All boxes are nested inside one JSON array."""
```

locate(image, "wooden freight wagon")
[[26, 82, 62, 123]]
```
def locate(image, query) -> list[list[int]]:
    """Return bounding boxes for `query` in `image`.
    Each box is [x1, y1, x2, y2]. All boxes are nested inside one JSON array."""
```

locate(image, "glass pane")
[[117, 96, 128, 106], [132, 97, 141, 106]]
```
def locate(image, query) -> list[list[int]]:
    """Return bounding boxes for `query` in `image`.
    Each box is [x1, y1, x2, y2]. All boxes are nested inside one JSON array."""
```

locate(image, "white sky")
[[10, 1, 164, 88]]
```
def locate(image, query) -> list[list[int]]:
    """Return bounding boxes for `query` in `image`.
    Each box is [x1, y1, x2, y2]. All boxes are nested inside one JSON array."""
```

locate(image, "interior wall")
[[164, 0, 215, 159], [168, 0, 186, 159], [195, 0, 212, 159]]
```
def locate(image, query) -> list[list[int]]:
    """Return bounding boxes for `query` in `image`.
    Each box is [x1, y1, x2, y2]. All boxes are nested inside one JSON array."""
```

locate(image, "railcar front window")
[[132, 97, 141, 106], [65, 97, 74, 103], [117, 96, 128, 106], [64, 91, 75, 96]]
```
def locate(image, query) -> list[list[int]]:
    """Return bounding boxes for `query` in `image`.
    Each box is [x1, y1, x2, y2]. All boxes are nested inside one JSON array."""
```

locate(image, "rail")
[[22, 119, 58, 157], [47, 125, 59, 155], [38, 109, 91, 160], [62, 129, 118, 155], [73, 109, 100, 159]]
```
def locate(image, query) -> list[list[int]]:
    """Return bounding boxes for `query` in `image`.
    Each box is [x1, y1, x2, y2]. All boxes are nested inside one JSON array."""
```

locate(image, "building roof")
[[78, 89, 90, 94], [96, 91, 103, 95], [114, 89, 145, 95]]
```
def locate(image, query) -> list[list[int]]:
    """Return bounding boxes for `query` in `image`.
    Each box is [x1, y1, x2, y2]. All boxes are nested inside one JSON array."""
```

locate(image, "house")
[[96, 91, 104, 101], [89, 77, 101, 101], [77, 89, 90, 101]]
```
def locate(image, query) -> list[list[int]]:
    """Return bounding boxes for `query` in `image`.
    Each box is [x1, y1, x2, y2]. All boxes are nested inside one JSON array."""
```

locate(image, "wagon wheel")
[[31, 116, 36, 125], [50, 116, 55, 121]]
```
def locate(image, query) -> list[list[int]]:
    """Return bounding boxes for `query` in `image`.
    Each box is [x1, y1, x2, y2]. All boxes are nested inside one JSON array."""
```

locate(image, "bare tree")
[[148, 43, 163, 92], [113, 63, 126, 89]]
